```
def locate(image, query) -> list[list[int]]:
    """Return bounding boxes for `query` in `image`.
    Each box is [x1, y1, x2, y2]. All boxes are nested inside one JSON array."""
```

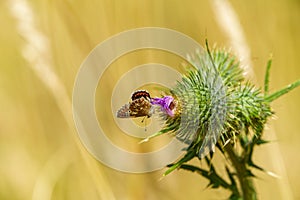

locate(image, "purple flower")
[[151, 96, 176, 117]]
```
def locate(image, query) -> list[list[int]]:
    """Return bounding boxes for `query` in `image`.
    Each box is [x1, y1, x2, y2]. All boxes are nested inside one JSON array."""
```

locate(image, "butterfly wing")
[[129, 97, 153, 117], [131, 90, 151, 101], [116, 103, 131, 118], [116, 97, 153, 118]]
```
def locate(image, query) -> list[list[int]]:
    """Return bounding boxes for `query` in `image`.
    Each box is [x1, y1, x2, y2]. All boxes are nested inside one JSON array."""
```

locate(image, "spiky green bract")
[[160, 48, 272, 161], [227, 82, 272, 141]]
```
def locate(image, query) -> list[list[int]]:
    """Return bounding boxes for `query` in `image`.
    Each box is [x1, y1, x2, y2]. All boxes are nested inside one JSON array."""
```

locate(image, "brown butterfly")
[[116, 90, 154, 118]]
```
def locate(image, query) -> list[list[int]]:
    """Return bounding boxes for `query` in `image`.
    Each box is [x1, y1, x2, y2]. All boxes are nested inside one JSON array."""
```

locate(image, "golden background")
[[1, 0, 300, 199]]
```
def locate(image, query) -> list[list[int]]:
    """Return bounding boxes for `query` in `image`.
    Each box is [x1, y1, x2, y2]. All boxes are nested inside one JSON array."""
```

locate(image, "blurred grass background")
[[1, 0, 300, 199]]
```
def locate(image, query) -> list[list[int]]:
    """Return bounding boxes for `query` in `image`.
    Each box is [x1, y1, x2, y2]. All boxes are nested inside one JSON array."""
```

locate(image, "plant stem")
[[225, 144, 257, 200]]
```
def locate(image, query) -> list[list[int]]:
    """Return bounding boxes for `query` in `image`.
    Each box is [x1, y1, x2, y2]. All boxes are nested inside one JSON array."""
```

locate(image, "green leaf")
[[264, 58, 272, 95], [225, 166, 237, 187], [164, 148, 196, 176], [255, 138, 269, 145], [266, 79, 300, 102]]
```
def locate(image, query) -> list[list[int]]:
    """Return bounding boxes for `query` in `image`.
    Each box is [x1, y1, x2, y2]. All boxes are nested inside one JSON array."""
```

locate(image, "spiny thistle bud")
[[148, 46, 271, 160]]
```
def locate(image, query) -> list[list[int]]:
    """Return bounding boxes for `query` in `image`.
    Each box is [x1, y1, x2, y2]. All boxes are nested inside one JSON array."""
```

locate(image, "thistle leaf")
[[264, 58, 272, 95]]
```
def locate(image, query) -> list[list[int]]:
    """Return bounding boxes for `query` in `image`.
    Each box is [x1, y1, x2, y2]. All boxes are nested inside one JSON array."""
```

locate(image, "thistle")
[[145, 40, 300, 200]]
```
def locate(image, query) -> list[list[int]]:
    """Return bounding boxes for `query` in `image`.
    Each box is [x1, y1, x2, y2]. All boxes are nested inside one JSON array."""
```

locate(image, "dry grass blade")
[[9, 0, 116, 199]]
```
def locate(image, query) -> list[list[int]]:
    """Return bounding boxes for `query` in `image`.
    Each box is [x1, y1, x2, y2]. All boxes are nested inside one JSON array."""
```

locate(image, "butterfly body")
[[116, 90, 153, 118]]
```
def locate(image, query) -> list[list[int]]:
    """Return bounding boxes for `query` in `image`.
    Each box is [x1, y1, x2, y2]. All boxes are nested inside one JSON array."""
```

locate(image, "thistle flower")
[[144, 41, 300, 199], [150, 96, 176, 117], [152, 45, 271, 159]]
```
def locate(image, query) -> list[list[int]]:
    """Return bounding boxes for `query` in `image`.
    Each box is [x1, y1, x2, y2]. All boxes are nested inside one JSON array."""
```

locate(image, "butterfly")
[[116, 90, 154, 118]]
